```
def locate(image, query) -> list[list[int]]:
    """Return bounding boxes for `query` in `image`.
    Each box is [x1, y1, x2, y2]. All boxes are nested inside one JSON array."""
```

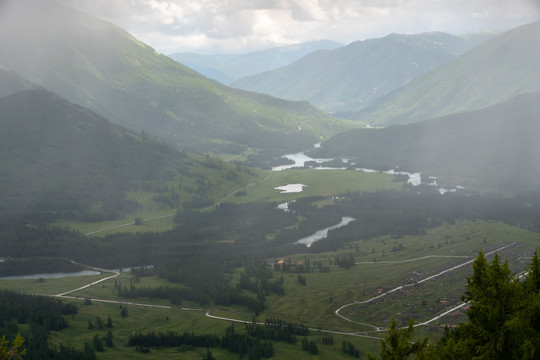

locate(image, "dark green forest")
[[0, 90, 256, 221], [2, 188, 540, 322], [0, 291, 95, 360], [3, 188, 540, 269]]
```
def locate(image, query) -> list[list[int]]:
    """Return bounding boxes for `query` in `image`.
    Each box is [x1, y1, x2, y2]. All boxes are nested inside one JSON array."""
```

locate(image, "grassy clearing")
[[48, 299, 380, 360], [227, 169, 403, 204], [54, 165, 266, 236], [0, 273, 113, 296], [55, 168, 402, 237]]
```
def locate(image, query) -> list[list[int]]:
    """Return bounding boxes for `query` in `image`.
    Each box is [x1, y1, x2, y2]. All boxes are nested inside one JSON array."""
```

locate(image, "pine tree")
[[430, 249, 540, 360], [367, 318, 427, 360], [92, 334, 104, 352], [0, 334, 26, 360], [105, 330, 113, 347]]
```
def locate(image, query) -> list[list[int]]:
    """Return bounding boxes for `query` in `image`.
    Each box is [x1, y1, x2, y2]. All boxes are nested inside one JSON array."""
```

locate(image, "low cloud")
[[57, 0, 540, 54]]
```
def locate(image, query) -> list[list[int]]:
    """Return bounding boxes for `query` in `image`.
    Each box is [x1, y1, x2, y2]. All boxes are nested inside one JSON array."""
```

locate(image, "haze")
[[57, 0, 540, 54], [1, 0, 540, 359]]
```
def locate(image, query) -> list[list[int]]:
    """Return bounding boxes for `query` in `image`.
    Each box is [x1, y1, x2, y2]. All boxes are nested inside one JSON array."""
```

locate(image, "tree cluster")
[[128, 324, 274, 360], [301, 338, 318, 355], [0, 291, 94, 360], [0, 258, 84, 277], [244, 318, 309, 344]]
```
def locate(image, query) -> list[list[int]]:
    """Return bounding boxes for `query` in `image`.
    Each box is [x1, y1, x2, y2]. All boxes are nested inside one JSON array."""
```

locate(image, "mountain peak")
[[356, 21, 540, 126]]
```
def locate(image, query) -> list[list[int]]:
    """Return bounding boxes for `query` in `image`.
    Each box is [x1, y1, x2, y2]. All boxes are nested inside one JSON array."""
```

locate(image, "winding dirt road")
[[335, 242, 517, 332], [46, 241, 517, 341]]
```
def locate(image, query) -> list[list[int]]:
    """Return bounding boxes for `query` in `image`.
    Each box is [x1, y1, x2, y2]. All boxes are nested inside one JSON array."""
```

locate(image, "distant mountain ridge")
[[168, 40, 343, 85], [0, 0, 345, 156], [0, 70, 36, 98], [310, 91, 540, 193], [232, 31, 494, 113], [351, 21, 540, 126]]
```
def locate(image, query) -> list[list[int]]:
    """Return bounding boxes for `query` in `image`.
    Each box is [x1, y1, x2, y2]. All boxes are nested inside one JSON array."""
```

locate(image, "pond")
[[295, 217, 356, 248], [274, 184, 306, 193]]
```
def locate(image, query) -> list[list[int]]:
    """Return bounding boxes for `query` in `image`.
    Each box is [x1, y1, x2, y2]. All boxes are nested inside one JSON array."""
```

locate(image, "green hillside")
[[233, 32, 493, 113], [353, 21, 540, 125], [0, 89, 259, 221], [310, 91, 540, 193], [0, 0, 345, 155]]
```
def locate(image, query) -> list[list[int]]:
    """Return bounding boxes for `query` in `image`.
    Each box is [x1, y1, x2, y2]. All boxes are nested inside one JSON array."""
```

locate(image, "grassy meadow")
[[56, 168, 402, 236], [1, 218, 538, 358]]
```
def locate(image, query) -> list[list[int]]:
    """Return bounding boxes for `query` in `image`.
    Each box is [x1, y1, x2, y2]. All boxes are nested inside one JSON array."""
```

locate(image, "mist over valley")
[[1, 1, 540, 359]]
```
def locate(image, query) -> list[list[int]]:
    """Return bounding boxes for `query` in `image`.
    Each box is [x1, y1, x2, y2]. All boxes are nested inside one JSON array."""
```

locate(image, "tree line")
[[0, 258, 84, 277], [0, 291, 94, 360], [128, 323, 274, 360]]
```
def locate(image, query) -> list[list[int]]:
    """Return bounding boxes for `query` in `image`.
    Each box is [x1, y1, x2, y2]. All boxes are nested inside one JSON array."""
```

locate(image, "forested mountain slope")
[[352, 21, 540, 126], [311, 91, 540, 193], [233, 32, 493, 113], [0, 0, 345, 155], [0, 89, 255, 219]]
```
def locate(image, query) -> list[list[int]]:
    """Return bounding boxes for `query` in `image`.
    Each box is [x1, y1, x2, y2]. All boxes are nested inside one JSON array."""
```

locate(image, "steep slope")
[[310, 91, 540, 193], [0, 0, 344, 155], [0, 70, 36, 98], [232, 32, 493, 113], [0, 89, 257, 219], [354, 21, 540, 126], [169, 40, 343, 85]]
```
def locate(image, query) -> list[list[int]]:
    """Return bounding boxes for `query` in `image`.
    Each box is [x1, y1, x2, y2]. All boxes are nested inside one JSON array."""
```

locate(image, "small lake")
[[274, 184, 306, 193], [272, 152, 332, 171], [295, 217, 356, 248]]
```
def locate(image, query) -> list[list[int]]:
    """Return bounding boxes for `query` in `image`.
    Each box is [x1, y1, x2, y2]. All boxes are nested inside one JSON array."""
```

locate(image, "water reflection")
[[295, 217, 356, 247], [274, 184, 306, 193]]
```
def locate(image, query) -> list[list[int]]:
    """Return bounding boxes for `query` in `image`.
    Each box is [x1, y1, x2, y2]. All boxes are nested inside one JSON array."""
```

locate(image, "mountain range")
[[232, 32, 495, 113], [168, 40, 343, 85], [351, 21, 540, 126], [1, 0, 539, 208], [0, 0, 345, 156]]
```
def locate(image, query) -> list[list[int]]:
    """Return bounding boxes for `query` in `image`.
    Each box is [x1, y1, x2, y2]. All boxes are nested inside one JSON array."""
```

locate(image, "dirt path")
[[335, 242, 517, 331], [49, 243, 516, 342]]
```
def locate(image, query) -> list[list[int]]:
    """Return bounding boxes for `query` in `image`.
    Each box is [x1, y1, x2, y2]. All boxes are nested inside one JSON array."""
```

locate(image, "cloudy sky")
[[57, 0, 540, 54]]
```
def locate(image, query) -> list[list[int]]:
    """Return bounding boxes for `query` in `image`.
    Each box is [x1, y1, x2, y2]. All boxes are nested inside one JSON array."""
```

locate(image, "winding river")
[[272, 148, 463, 194]]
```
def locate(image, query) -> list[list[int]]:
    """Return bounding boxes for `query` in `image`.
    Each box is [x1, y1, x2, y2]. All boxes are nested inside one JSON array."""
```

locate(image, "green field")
[[228, 169, 402, 204], [2, 219, 538, 359], [59, 169, 402, 237]]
